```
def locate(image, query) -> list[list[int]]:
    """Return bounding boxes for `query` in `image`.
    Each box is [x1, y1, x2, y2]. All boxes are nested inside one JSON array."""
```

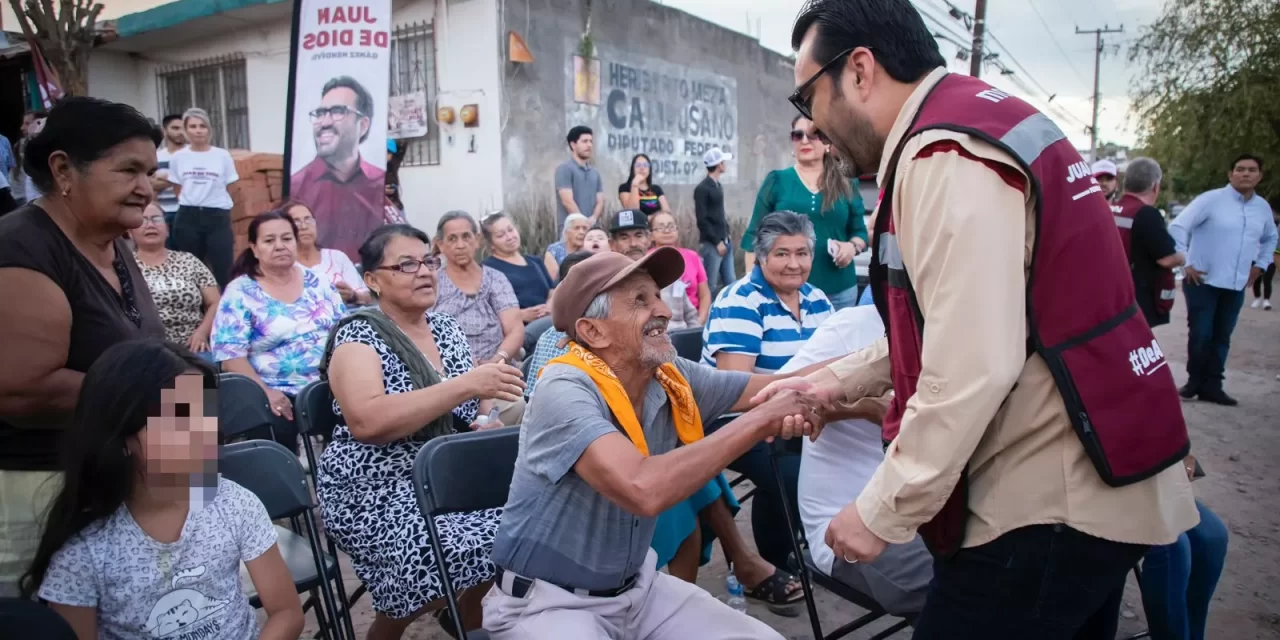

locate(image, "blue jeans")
[[827, 285, 860, 311], [162, 209, 178, 249], [1182, 282, 1245, 393], [1140, 501, 1228, 640], [699, 241, 737, 295]]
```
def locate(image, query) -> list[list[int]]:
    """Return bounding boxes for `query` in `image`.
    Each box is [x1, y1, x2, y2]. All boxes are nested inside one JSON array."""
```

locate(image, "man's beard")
[[638, 319, 676, 369], [826, 104, 885, 179]]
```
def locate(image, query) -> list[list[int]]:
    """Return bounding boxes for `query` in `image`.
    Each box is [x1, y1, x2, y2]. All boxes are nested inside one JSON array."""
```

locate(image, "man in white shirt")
[[782, 306, 932, 616]]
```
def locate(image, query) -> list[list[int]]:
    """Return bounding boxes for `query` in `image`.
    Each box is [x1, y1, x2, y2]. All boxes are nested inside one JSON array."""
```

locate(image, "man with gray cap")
[[483, 247, 826, 639], [696, 147, 736, 293]]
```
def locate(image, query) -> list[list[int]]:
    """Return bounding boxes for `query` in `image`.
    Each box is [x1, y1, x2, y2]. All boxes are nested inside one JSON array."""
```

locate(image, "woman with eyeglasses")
[[166, 107, 240, 288], [284, 200, 371, 306], [648, 210, 712, 324], [618, 152, 670, 218], [130, 202, 222, 357], [318, 224, 522, 639], [743, 115, 869, 309], [211, 210, 346, 450]]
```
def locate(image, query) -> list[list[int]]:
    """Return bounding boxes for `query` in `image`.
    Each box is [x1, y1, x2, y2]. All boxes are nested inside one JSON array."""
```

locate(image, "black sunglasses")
[[790, 129, 829, 143], [788, 46, 859, 120]]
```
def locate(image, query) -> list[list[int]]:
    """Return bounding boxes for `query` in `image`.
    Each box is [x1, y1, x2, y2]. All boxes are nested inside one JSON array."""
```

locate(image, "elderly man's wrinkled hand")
[[751, 367, 841, 409], [749, 388, 826, 442]]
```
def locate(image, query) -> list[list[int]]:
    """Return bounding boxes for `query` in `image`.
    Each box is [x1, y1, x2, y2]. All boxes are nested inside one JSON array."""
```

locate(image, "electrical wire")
[[1025, 0, 1091, 87]]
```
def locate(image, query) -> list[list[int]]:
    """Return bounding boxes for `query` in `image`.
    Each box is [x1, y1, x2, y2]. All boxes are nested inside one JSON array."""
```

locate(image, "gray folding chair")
[[669, 327, 704, 362], [412, 427, 522, 640], [220, 439, 355, 640], [769, 439, 911, 640], [294, 380, 369, 620]]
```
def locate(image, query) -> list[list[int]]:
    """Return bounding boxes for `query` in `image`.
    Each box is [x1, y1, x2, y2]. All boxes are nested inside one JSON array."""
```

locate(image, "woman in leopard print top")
[[130, 203, 221, 353]]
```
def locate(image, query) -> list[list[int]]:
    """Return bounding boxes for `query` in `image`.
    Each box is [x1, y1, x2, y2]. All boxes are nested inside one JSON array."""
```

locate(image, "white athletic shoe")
[[1265, 300, 1273, 311], [1252, 298, 1264, 309]]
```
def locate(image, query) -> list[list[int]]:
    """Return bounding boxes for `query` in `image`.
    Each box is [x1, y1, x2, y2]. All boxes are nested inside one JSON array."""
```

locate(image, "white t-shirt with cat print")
[[39, 477, 276, 640]]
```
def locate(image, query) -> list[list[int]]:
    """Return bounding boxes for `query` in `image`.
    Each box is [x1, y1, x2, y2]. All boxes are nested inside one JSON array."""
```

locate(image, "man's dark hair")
[[322, 75, 374, 142], [1231, 153, 1263, 172], [558, 250, 593, 284], [791, 0, 945, 84], [161, 114, 183, 127], [567, 125, 593, 147]]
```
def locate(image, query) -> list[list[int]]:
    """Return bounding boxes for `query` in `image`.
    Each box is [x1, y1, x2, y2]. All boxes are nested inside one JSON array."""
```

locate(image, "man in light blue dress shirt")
[[1169, 154, 1278, 405]]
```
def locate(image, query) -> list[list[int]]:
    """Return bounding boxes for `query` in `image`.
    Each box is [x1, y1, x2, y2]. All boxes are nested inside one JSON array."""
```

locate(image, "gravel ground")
[[292, 299, 1278, 639]]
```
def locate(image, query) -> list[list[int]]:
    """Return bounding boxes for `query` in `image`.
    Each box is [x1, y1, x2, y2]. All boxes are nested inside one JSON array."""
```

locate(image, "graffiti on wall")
[[567, 44, 738, 185]]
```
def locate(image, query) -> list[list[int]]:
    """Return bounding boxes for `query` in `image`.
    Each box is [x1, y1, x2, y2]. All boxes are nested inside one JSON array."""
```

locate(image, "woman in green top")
[[743, 115, 869, 309]]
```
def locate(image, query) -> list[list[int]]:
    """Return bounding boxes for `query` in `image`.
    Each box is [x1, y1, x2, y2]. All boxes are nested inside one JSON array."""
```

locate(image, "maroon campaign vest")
[[1113, 194, 1177, 317], [870, 74, 1189, 557]]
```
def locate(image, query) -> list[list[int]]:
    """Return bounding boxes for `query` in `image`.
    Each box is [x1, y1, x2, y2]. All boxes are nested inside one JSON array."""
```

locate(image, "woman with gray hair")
[[432, 210, 526, 423], [165, 107, 239, 287]]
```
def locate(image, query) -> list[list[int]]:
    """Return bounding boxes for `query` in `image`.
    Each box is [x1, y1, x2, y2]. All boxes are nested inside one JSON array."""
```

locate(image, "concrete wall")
[[86, 0, 502, 234], [499, 0, 798, 237]]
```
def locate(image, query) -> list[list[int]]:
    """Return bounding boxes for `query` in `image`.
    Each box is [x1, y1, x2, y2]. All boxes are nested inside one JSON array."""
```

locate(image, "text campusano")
[[604, 62, 735, 173]]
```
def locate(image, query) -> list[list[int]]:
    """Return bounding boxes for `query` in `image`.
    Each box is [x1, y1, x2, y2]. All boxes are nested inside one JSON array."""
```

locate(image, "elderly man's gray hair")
[[436, 210, 479, 236], [754, 211, 816, 259], [1123, 157, 1162, 195], [582, 291, 611, 320]]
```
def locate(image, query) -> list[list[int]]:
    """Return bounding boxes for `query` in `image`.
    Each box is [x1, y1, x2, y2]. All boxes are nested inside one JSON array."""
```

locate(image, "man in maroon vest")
[[758, 0, 1199, 636], [1113, 157, 1184, 327]]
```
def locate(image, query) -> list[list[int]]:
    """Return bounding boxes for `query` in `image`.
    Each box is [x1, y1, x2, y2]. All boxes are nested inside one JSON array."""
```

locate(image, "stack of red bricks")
[[227, 150, 285, 256]]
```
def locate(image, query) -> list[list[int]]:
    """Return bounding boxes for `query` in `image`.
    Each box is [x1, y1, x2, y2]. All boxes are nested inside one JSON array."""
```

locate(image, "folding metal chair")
[[0, 598, 77, 640], [769, 439, 912, 640], [412, 427, 522, 640], [220, 439, 355, 640], [294, 380, 370, 622], [218, 373, 288, 443], [669, 326, 704, 362]]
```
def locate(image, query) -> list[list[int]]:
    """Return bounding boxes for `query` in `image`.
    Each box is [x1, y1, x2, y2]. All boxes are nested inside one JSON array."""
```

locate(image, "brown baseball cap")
[[552, 247, 686, 340]]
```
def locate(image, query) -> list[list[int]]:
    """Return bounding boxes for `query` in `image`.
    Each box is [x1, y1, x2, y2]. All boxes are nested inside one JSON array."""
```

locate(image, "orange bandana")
[[544, 341, 702, 456]]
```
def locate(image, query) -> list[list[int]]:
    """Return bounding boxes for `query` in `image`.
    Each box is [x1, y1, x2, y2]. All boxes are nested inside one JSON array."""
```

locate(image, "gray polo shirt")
[[490, 357, 749, 591], [554, 158, 603, 231]]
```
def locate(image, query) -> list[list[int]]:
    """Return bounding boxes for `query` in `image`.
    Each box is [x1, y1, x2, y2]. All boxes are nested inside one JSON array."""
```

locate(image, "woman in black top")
[[0, 97, 165, 596], [479, 212, 555, 354], [618, 152, 670, 218]]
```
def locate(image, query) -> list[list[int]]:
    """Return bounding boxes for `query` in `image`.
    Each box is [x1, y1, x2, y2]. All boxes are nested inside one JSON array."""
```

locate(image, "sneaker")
[[1198, 390, 1239, 406], [1251, 298, 1264, 309], [1265, 300, 1273, 310]]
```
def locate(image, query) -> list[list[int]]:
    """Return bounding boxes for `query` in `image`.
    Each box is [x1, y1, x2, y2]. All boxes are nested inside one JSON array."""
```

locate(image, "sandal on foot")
[[743, 569, 805, 606]]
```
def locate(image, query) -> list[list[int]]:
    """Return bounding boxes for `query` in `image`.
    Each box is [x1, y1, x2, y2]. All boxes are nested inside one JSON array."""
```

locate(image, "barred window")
[[389, 22, 440, 166], [156, 55, 250, 149]]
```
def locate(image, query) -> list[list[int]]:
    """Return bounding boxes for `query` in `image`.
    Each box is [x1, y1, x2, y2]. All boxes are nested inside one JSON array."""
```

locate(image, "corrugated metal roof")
[[115, 0, 287, 39]]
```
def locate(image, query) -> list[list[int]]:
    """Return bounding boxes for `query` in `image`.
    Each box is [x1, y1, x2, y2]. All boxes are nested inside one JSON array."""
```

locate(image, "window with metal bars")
[[156, 55, 250, 149], [389, 22, 441, 166]]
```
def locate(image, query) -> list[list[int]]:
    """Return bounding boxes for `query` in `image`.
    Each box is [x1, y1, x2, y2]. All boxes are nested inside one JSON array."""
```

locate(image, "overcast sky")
[[662, 0, 1164, 150]]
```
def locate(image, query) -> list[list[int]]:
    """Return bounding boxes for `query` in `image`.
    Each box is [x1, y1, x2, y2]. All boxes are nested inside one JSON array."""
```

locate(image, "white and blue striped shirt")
[[701, 266, 834, 374]]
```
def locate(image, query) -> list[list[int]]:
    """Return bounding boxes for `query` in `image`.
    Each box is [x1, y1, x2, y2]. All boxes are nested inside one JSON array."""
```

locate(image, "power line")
[[1027, 0, 1091, 87], [984, 30, 1091, 129]]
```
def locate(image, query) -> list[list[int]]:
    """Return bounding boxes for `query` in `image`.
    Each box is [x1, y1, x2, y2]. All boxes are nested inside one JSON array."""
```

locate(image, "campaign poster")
[[284, 0, 392, 259], [388, 90, 429, 139]]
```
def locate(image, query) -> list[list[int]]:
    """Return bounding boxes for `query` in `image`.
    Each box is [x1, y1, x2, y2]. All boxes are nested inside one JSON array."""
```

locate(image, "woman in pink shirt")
[[649, 211, 711, 324]]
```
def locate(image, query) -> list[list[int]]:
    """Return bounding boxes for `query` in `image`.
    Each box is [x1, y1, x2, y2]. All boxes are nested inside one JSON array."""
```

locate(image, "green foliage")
[[1129, 0, 1280, 202]]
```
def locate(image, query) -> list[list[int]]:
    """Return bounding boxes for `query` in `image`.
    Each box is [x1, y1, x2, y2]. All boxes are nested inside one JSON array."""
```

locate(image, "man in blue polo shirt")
[[1169, 153, 1278, 406], [701, 210, 834, 572]]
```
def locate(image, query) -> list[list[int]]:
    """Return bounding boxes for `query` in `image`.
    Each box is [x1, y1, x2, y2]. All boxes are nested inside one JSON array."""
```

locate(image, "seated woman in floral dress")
[[317, 224, 525, 639]]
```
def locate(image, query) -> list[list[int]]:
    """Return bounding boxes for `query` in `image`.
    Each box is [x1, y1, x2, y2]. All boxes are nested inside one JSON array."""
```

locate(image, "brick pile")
[[227, 150, 285, 256]]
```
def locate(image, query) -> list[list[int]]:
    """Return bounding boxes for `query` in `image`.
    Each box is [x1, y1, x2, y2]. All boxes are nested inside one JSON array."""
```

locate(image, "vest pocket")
[[1037, 304, 1189, 486]]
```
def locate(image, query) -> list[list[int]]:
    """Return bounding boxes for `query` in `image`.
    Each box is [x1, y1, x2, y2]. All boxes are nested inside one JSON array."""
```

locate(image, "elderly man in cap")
[[483, 247, 826, 639]]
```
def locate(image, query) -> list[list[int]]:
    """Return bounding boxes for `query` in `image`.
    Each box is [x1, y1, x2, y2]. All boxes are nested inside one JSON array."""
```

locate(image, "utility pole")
[[1076, 24, 1123, 161], [969, 0, 987, 77]]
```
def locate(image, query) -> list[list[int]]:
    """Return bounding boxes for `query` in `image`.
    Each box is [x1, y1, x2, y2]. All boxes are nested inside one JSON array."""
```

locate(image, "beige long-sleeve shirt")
[[830, 68, 1198, 549]]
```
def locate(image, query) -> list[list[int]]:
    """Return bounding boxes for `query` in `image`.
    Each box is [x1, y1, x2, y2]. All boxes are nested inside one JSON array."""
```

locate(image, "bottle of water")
[[725, 564, 748, 614]]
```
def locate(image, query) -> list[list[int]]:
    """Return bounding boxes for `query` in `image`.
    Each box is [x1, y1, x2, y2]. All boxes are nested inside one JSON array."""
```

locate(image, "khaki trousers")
[[482, 549, 783, 640], [0, 470, 61, 597]]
